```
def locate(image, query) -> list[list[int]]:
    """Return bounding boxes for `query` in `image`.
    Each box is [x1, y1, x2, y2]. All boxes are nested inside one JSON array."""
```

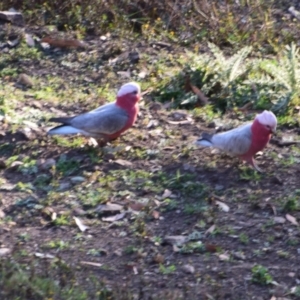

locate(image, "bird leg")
[[248, 157, 263, 173]]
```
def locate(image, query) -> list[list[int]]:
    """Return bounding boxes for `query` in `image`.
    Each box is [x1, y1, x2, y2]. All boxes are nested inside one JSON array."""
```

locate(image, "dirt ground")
[[0, 20, 300, 300]]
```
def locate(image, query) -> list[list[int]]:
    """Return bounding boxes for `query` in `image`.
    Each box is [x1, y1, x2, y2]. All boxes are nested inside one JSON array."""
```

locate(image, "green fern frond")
[[227, 46, 252, 83], [207, 42, 225, 65]]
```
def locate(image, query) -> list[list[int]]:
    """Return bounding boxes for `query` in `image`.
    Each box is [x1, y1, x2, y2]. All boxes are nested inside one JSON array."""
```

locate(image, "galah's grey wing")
[[211, 123, 252, 156], [70, 106, 129, 135]]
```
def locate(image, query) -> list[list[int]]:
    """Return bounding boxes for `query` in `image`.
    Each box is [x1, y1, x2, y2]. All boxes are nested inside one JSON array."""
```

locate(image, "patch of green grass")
[[179, 241, 205, 254], [251, 265, 273, 285], [159, 264, 176, 275], [56, 154, 80, 176], [0, 256, 105, 300], [239, 233, 249, 245], [44, 240, 70, 250], [239, 167, 262, 182]]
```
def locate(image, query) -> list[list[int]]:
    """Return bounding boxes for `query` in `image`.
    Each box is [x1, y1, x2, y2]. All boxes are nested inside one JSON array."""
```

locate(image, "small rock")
[[182, 264, 195, 274], [17, 74, 34, 88], [129, 51, 140, 64], [24, 33, 35, 47], [0, 248, 11, 256], [0, 160, 6, 169], [232, 251, 246, 260], [57, 182, 71, 191], [274, 216, 286, 224], [0, 209, 5, 218], [10, 161, 23, 168], [95, 203, 123, 213], [153, 253, 165, 264], [0, 11, 24, 26], [72, 208, 86, 216], [21, 127, 35, 140], [288, 272, 295, 277], [7, 38, 19, 48], [164, 235, 187, 246], [39, 158, 56, 170], [0, 183, 15, 191], [70, 176, 85, 183]]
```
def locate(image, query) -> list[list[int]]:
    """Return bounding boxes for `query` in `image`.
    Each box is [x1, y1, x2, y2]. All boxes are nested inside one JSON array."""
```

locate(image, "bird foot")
[[250, 160, 264, 173]]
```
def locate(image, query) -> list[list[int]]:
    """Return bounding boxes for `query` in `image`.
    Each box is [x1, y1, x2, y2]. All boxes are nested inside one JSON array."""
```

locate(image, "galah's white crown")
[[256, 110, 277, 129], [117, 82, 140, 97]]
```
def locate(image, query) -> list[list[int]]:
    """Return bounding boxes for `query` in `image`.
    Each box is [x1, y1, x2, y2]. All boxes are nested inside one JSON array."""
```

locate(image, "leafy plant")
[[251, 265, 273, 285]]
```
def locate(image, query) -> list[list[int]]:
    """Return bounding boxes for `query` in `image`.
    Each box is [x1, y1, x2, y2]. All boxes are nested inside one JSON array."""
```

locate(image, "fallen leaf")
[[215, 200, 230, 212], [35, 252, 55, 259], [185, 75, 209, 106], [7, 38, 20, 47], [205, 243, 218, 253], [152, 210, 160, 219], [237, 102, 253, 112], [114, 159, 132, 166], [80, 261, 102, 267], [268, 203, 277, 216], [146, 119, 159, 129], [167, 118, 193, 125], [205, 224, 216, 235], [41, 37, 86, 49], [102, 212, 126, 222], [286, 214, 299, 226], [219, 252, 230, 261], [95, 203, 123, 213], [51, 212, 57, 221], [73, 216, 89, 232], [161, 189, 172, 199], [129, 202, 146, 211]]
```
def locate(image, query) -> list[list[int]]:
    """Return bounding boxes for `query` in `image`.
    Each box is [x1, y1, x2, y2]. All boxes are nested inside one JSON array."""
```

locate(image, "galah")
[[196, 110, 277, 172], [48, 82, 141, 146]]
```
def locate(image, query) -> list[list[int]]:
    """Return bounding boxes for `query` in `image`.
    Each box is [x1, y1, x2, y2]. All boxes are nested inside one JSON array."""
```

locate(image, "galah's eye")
[[132, 90, 138, 95]]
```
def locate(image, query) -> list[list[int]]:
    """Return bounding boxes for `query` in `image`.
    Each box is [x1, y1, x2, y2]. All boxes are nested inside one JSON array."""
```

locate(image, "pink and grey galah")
[[48, 82, 141, 146], [196, 110, 277, 172]]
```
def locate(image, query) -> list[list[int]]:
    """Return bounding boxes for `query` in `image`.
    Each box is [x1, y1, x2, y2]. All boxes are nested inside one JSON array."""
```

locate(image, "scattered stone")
[[0, 248, 11, 256], [24, 33, 35, 47], [153, 253, 165, 264], [70, 176, 85, 183], [17, 74, 34, 88], [95, 203, 123, 213], [0, 11, 24, 26], [10, 161, 23, 168], [182, 264, 195, 274], [0, 209, 5, 218], [7, 38, 20, 48], [38, 158, 56, 170], [164, 235, 187, 246], [129, 51, 140, 64], [57, 182, 71, 191], [0, 160, 6, 169], [0, 183, 15, 191], [274, 216, 286, 224]]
